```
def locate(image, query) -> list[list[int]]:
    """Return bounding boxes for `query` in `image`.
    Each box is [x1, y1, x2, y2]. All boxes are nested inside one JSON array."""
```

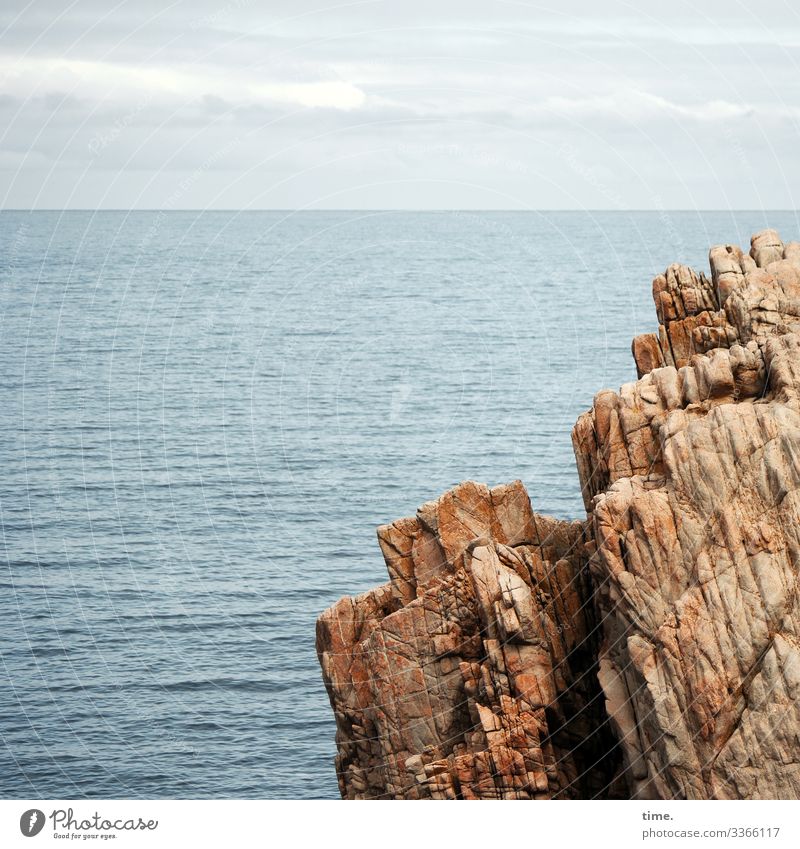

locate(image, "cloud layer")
[[2, 0, 800, 208]]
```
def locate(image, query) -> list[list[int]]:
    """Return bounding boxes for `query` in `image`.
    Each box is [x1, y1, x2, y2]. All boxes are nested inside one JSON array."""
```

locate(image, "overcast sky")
[[2, 0, 800, 209]]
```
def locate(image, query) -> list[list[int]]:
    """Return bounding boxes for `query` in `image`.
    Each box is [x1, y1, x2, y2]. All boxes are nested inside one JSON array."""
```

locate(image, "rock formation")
[[317, 228, 800, 800]]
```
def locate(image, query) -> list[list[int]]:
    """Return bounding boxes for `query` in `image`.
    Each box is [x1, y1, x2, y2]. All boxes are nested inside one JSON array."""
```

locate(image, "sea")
[[1, 209, 797, 798]]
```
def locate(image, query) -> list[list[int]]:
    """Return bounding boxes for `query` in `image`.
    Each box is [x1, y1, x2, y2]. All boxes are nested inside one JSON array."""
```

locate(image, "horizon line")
[[2, 208, 799, 214]]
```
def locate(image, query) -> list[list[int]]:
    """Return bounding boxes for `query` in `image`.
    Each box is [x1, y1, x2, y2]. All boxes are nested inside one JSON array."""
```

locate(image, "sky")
[[1, 0, 800, 209]]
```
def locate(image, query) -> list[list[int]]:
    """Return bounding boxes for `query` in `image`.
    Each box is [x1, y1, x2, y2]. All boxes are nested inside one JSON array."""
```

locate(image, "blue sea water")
[[1, 209, 798, 799]]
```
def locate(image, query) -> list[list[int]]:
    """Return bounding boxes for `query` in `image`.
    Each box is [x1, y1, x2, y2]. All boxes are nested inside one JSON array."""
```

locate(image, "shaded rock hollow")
[[317, 229, 800, 800]]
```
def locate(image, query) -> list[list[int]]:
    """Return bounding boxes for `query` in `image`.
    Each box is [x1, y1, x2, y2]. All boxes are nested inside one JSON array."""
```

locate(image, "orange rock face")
[[317, 481, 620, 798], [317, 229, 800, 800]]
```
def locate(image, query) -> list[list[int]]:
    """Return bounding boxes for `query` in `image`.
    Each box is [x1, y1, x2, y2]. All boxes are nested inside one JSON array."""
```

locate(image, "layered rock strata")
[[317, 229, 800, 800], [317, 481, 621, 798]]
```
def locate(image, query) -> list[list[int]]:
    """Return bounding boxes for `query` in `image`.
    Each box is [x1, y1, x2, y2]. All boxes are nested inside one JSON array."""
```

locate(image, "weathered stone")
[[632, 332, 666, 378], [709, 243, 755, 305], [317, 481, 620, 798], [318, 228, 800, 800], [750, 228, 784, 268]]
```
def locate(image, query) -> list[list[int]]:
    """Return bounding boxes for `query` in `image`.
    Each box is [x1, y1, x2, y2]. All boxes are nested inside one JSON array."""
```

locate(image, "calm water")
[[1, 210, 797, 799]]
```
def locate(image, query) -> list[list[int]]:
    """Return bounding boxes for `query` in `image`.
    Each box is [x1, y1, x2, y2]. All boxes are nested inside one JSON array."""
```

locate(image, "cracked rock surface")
[[317, 229, 800, 799]]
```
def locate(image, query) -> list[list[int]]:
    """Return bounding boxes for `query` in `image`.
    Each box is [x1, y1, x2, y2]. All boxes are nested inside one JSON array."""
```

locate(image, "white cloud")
[[539, 89, 755, 123], [250, 80, 365, 110], [0, 57, 366, 111], [2, 0, 800, 207]]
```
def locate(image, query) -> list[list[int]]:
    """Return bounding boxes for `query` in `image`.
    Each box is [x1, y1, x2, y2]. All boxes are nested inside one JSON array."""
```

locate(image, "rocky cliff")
[[316, 229, 800, 800]]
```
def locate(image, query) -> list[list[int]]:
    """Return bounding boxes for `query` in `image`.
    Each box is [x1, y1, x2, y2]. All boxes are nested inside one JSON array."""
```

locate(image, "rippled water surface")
[[1, 209, 797, 798]]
